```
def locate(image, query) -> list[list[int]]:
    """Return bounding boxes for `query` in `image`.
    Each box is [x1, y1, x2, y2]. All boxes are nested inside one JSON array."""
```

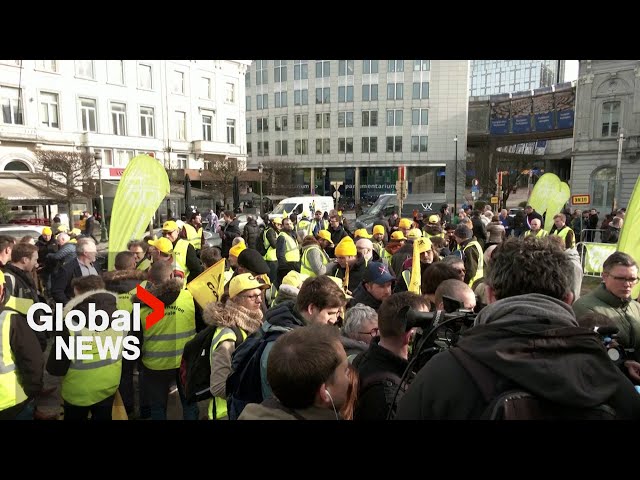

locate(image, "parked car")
[[0, 224, 45, 241], [508, 207, 524, 218], [215, 214, 265, 235]]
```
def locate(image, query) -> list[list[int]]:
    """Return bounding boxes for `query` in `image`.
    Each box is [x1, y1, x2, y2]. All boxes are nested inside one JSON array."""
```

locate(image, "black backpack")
[[256, 227, 268, 256], [449, 347, 617, 420], [180, 324, 244, 404], [226, 327, 288, 420]]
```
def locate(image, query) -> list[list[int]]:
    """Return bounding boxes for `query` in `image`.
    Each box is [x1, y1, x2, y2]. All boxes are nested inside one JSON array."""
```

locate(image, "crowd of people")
[[1, 200, 639, 421]]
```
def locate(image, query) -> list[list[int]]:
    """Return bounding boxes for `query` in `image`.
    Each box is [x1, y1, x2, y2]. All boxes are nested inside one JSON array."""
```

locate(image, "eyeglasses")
[[239, 293, 262, 301], [358, 327, 379, 337], [608, 275, 639, 285]]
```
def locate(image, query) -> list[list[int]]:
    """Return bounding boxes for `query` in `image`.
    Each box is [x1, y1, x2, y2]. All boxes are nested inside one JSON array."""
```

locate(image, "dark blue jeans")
[[142, 366, 198, 420], [64, 394, 115, 420]]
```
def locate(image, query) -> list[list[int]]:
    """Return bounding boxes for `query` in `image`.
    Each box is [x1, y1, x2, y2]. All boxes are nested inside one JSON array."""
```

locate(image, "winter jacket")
[[50, 258, 102, 305], [349, 284, 383, 310], [102, 269, 147, 296], [326, 257, 366, 293], [239, 397, 339, 420], [243, 219, 263, 251], [391, 242, 413, 278], [272, 284, 300, 307], [565, 249, 583, 302], [221, 219, 242, 258], [46, 242, 77, 269], [573, 284, 640, 359], [341, 335, 369, 358], [395, 293, 640, 420]]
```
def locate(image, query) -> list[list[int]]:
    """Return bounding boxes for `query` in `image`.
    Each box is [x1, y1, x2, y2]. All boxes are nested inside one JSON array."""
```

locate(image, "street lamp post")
[[322, 167, 327, 196], [94, 150, 108, 242], [613, 130, 624, 212], [453, 135, 458, 213], [258, 162, 264, 215]]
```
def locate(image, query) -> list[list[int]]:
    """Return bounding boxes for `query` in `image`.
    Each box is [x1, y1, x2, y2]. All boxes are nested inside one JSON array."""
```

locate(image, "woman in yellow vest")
[[204, 273, 268, 419]]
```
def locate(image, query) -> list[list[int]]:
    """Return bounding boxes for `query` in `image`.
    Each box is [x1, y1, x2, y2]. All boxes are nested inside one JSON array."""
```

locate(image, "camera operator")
[[395, 237, 640, 420], [434, 279, 476, 312]]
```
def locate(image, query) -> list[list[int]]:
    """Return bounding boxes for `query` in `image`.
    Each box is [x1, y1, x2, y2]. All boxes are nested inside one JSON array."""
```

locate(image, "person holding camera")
[[395, 237, 640, 420]]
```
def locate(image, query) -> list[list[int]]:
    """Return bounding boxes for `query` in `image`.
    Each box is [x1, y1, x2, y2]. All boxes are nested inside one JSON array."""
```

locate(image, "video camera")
[[593, 326, 632, 367]]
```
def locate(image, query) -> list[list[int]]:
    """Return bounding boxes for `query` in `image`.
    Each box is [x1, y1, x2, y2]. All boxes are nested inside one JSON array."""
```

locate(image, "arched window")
[[4, 160, 30, 172], [591, 167, 616, 208]]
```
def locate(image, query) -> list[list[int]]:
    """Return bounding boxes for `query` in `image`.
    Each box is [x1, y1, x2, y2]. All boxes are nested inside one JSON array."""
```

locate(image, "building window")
[[315, 112, 330, 129], [107, 60, 124, 84], [316, 87, 330, 104], [387, 109, 403, 126], [36, 60, 58, 73], [202, 114, 212, 141], [256, 60, 268, 85], [294, 114, 308, 130], [246, 118, 251, 135], [94, 148, 113, 166], [1, 61, 21, 67], [388, 60, 404, 72], [411, 136, 428, 152], [172, 71, 185, 94], [40, 92, 59, 128], [227, 119, 236, 144], [201, 77, 211, 99], [362, 84, 379, 101], [412, 108, 428, 126], [175, 111, 186, 140], [1, 86, 23, 125], [295, 139, 308, 155], [339, 60, 354, 76], [257, 141, 269, 156], [274, 60, 287, 83], [338, 86, 354, 103], [79, 98, 97, 132], [137, 63, 152, 90], [247, 142, 252, 156], [294, 89, 308, 106], [225, 83, 235, 103], [386, 136, 402, 152], [363, 60, 379, 74], [413, 60, 431, 71], [601, 101, 620, 137], [276, 140, 288, 156], [275, 115, 288, 131], [362, 137, 378, 153], [315, 138, 330, 154], [362, 110, 378, 127], [75, 60, 95, 79], [294, 60, 308, 80], [387, 83, 403, 100], [177, 154, 187, 169], [338, 137, 354, 154], [338, 111, 353, 128], [257, 93, 268, 110], [257, 117, 269, 132], [245, 72, 251, 87], [274, 91, 287, 108], [316, 60, 330, 78], [412, 81, 429, 99], [115, 149, 135, 167], [246, 96, 251, 111], [112, 102, 129, 136], [592, 167, 616, 207]]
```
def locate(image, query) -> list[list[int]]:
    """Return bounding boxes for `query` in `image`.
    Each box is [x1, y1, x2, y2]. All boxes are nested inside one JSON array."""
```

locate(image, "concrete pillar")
[[355, 166, 361, 205]]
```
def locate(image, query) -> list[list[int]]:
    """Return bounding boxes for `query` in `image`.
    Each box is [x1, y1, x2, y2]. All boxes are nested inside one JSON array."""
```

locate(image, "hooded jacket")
[[349, 283, 383, 310], [395, 293, 640, 420], [204, 301, 263, 398], [239, 397, 339, 420], [272, 283, 300, 307], [564, 248, 583, 302], [341, 335, 369, 358], [46, 289, 119, 377], [102, 269, 147, 295]]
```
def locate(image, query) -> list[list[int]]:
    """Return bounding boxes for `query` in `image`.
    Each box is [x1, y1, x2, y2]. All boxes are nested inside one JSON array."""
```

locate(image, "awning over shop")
[[0, 172, 89, 205]]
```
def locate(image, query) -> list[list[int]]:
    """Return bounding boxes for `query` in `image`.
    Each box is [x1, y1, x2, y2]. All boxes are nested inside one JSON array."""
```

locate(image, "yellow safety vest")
[[3, 272, 35, 316], [137, 258, 152, 272], [280, 232, 300, 262], [424, 231, 445, 239], [460, 240, 484, 288], [61, 325, 123, 407], [263, 228, 277, 262], [183, 224, 203, 250], [0, 311, 28, 412], [140, 289, 196, 370], [524, 229, 548, 238], [552, 225, 576, 249], [173, 239, 191, 281], [310, 219, 328, 235], [300, 245, 329, 277], [207, 326, 248, 420], [116, 281, 148, 317]]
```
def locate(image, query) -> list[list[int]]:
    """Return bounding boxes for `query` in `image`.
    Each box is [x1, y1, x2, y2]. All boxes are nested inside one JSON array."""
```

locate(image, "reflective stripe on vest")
[[173, 239, 191, 281], [137, 258, 152, 272], [524, 229, 548, 238], [141, 289, 196, 370], [263, 228, 277, 262], [0, 311, 27, 412], [463, 240, 484, 288], [207, 326, 248, 420], [183, 224, 202, 250], [60, 326, 123, 407], [553, 225, 576, 248], [425, 231, 445, 239], [300, 245, 328, 277], [280, 232, 300, 262]]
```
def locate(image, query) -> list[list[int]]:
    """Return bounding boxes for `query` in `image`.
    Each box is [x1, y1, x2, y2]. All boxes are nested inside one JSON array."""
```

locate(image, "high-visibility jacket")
[[183, 223, 203, 250], [309, 219, 329, 236], [3, 272, 35, 316], [263, 228, 277, 262], [297, 219, 311, 238], [173, 239, 191, 281], [116, 280, 148, 319], [279, 232, 300, 262], [140, 289, 196, 370], [136, 258, 152, 272], [300, 245, 329, 277], [207, 326, 248, 420], [552, 225, 576, 249], [61, 325, 123, 407], [0, 311, 27, 412], [524, 229, 548, 238], [457, 240, 484, 288]]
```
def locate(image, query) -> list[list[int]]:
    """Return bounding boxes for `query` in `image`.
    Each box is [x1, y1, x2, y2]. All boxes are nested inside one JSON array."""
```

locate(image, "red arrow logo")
[[137, 284, 165, 329]]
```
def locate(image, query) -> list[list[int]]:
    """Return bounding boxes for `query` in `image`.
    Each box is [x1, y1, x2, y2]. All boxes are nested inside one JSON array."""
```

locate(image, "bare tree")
[[0, 197, 13, 223], [261, 159, 304, 196], [205, 157, 242, 210], [34, 150, 96, 216]]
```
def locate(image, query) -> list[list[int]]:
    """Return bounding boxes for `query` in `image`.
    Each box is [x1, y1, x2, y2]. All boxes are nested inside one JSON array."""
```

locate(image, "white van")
[[268, 196, 335, 221]]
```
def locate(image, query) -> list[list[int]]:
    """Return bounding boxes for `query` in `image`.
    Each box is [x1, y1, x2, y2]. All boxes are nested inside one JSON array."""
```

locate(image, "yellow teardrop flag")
[[618, 176, 640, 298], [528, 173, 571, 232], [282, 210, 288, 220], [186, 259, 226, 308], [408, 238, 424, 294]]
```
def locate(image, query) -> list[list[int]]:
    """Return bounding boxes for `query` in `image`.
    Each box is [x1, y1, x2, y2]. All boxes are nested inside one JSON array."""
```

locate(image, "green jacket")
[[573, 284, 640, 358]]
